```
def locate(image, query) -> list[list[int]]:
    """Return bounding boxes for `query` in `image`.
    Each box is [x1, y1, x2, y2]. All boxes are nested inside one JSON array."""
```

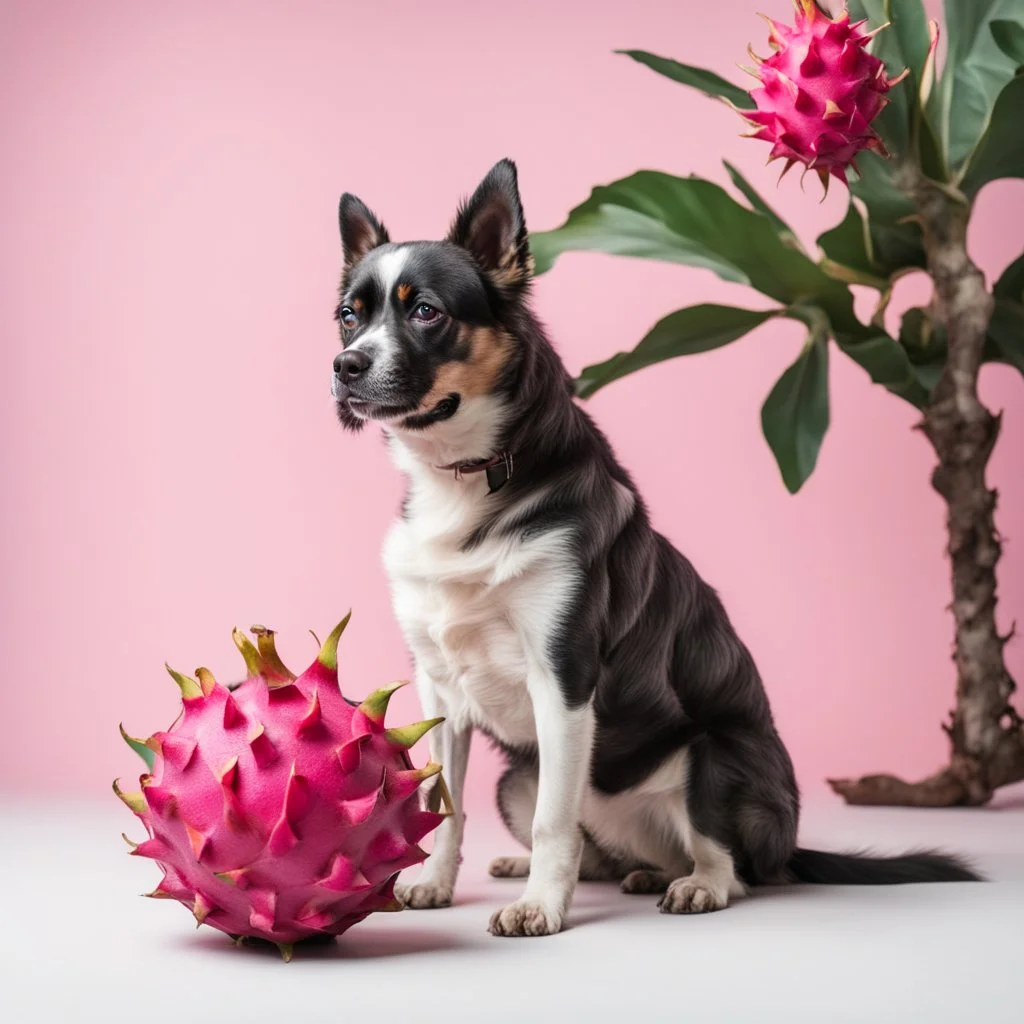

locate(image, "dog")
[[331, 159, 979, 937]]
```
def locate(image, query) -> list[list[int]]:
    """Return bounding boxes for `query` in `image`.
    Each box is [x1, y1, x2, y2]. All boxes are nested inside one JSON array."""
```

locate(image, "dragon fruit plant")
[[531, 1, 1024, 807], [115, 615, 450, 961]]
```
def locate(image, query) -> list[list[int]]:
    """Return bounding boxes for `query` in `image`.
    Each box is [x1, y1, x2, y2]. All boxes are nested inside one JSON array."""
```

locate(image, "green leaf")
[[848, 152, 927, 273], [722, 161, 797, 244], [869, 219, 928, 275], [899, 306, 944, 358], [929, 0, 1021, 173], [910, 360, 944, 392], [615, 50, 754, 109], [915, 21, 948, 182], [994, 252, 1024, 303], [846, 0, 943, 179], [119, 723, 156, 772], [847, 0, 930, 159], [991, 18, 1024, 63], [531, 202, 749, 284], [575, 304, 778, 399], [761, 329, 830, 494], [899, 306, 946, 393], [885, 0, 932, 87], [529, 171, 864, 336], [817, 200, 887, 287], [960, 74, 1024, 197], [836, 334, 932, 408], [848, 151, 914, 222], [916, 115, 948, 183], [987, 297, 1024, 373]]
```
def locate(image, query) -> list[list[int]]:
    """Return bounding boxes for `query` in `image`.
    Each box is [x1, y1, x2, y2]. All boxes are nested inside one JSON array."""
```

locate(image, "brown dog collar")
[[436, 451, 514, 493]]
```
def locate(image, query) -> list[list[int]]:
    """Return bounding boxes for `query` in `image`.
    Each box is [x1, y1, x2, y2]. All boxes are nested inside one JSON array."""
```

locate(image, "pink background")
[[2, 0, 1022, 814]]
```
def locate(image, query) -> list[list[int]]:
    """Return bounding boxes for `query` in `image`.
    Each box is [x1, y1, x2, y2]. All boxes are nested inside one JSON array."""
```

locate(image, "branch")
[[827, 766, 975, 807], [829, 729, 1024, 806]]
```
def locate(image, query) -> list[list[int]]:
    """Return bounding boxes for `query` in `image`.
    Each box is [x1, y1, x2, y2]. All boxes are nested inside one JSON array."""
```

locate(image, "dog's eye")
[[412, 303, 442, 324], [339, 306, 359, 329]]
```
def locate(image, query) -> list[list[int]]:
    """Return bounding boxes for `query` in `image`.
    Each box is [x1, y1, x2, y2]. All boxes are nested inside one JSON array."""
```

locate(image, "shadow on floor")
[[173, 924, 472, 962]]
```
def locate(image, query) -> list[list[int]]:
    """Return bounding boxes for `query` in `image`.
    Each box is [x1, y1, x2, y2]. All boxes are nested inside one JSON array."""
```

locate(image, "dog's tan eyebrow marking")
[[352, 297, 364, 312], [396, 283, 412, 302]]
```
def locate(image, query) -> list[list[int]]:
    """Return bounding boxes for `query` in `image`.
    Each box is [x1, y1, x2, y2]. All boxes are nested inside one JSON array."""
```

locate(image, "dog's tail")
[[786, 847, 982, 884]]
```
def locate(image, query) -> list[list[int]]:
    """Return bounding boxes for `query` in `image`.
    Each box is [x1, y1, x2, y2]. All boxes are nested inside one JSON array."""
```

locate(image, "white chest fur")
[[382, 441, 578, 748]]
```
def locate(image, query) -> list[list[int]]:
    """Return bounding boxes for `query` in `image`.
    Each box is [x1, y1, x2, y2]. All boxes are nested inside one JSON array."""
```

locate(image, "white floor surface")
[[1, 787, 1022, 1024]]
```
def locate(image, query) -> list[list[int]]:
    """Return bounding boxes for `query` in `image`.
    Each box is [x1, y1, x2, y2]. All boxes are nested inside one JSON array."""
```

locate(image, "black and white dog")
[[331, 160, 978, 937]]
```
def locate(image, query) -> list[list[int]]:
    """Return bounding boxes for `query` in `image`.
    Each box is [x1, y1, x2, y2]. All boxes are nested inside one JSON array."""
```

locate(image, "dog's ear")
[[339, 193, 390, 268], [447, 159, 532, 288]]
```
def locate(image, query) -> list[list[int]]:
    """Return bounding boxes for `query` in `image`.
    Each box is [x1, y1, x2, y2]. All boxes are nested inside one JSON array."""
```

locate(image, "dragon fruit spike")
[[316, 610, 352, 672], [118, 723, 158, 771], [744, 0, 909, 193], [117, 617, 448, 960], [232, 627, 264, 678], [165, 664, 202, 700], [357, 679, 411, 724], [249, 624, 297, 685], [385, 717, 444, 749], [112, 778, 146, 814], [194, 666, 217, 697]]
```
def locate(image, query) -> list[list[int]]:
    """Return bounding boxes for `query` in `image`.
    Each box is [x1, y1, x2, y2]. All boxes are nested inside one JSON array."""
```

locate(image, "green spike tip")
[[250, 625, 296, 684], [119, 723, 156, 771], [356, 680, 410, 724], [195, 666, 218, 697], [316, 611, 352, 673], [384, 716, 444, 749], [232, 628, 265, 678], [165, 663, 203, 700], [427, 770, 456, 816], [112, 778, 146, 815]]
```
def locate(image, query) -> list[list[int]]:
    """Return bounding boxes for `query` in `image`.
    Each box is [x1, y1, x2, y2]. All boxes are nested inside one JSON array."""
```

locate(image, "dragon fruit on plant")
[[740, 0, 909, 189], [115, 615, 449, 961]]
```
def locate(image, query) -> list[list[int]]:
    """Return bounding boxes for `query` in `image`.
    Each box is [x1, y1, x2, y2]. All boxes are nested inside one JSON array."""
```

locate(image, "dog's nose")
[[334, 349, 371, 382]]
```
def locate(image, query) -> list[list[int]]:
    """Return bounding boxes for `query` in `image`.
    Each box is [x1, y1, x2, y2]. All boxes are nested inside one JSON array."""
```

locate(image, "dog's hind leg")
[[648, 747, 743, 914], [495, 758, 537, 847], [620, 869, 673, 894], [488, 849, 623, 882], [657, 827, 743, 914], [489, 855, 532, 878], [489, 849, 624, 882], [654, 737, 794, 914]]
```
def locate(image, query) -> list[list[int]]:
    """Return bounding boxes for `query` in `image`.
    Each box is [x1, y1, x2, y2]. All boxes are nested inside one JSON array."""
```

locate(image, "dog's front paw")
[[395, 881, 454, 909], [488, 899, 563, 937], [657, 876, 728, 914]]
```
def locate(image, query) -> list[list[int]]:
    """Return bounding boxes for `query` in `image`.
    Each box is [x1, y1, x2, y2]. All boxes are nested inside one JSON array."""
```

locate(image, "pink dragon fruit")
[[741, 0, 909, 190], [115, 616, 449, 961]]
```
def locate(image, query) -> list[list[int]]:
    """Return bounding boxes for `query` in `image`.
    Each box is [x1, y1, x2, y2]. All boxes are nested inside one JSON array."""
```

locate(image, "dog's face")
[[332, 160, 531, 434]]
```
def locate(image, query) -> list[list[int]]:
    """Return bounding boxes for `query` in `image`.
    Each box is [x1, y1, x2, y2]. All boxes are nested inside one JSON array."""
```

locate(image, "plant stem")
[[828, 173, 1024, 807]]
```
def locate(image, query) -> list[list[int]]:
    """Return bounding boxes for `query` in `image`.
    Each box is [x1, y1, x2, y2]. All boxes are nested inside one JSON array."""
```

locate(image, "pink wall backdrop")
[[2, 0, 1022, 814]]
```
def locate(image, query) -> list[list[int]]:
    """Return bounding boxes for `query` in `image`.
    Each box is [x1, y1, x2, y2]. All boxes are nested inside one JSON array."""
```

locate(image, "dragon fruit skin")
[[115, 616, 448, 961], [742, 0, 909, 189]]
